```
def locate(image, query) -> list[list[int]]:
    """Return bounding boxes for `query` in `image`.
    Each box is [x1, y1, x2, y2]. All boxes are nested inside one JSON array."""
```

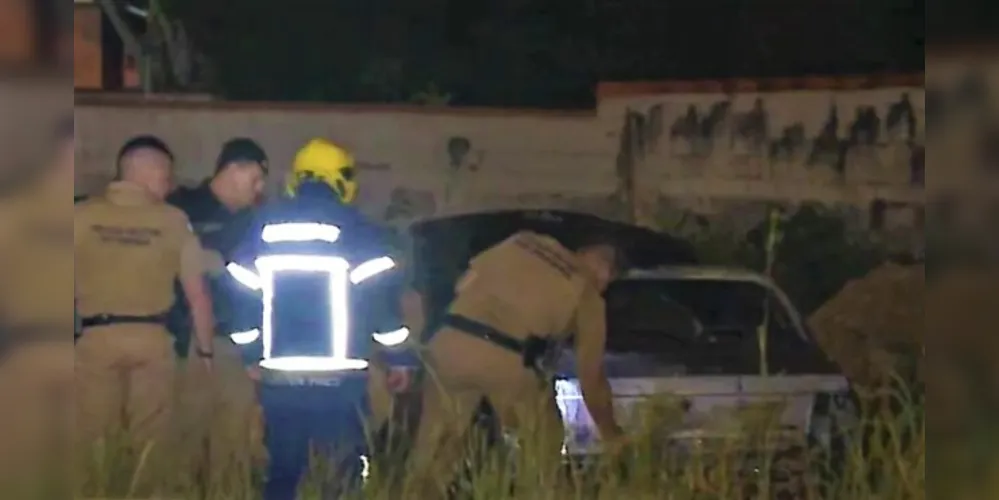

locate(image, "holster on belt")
[[442, 313, 558, 379]]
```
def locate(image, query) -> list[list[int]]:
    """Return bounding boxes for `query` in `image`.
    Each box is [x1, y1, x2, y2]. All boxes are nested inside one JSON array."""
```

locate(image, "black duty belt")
[[80, 314, 167, 329], [442, 314, 556, 377]]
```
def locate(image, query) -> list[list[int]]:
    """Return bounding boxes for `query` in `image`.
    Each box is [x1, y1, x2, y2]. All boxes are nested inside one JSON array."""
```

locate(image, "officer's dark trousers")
[[260, 377, 369, 500]]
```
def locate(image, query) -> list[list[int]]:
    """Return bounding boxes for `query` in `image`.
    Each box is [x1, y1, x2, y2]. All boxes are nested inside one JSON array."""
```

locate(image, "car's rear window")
[[604, 278, 775, 352], [558, 277, 833, 377]]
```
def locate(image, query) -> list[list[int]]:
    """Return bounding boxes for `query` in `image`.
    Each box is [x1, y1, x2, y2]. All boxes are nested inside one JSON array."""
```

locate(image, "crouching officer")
[[75, 136, 216, 452], [224, 139, 417, 499], [405, 231, 628, 496], [0, 118, 75, 493]]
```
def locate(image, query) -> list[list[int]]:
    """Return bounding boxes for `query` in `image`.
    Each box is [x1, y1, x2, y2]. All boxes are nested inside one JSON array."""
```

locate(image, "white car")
[[406, 211, 857, 462], [553, 266, 857, 457]]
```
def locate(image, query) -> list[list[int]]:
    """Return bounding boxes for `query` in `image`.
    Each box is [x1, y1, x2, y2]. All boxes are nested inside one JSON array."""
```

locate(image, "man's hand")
[[601, 429, 629, 456], [385, 367, 412, 393], [201, 249, 226, 276], [246, 365, 262, 382], [195, 345, 214, 374]]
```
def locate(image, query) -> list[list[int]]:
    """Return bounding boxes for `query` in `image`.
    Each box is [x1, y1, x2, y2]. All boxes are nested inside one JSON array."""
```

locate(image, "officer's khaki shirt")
[[75, 182, 205, 318], [449, 231, 605, 344], [0, 175, 74, 334]]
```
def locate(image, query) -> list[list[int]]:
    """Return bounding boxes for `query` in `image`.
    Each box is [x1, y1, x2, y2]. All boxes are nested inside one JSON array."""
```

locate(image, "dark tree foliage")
[[740, 205, 887, 316], [162, 0, 927, 107]]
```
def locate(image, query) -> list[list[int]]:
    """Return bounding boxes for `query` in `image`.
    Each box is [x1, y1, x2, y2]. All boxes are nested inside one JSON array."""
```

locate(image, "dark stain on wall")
[[446, 136, 475, 171], [654, 91, 923, 179], [668, 99, 732, 158]]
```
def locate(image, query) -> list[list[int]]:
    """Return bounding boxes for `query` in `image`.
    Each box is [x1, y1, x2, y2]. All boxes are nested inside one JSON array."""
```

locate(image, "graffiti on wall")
[[615, 109, 646, 220], [621, 90, 924, 185], [446, 136, 478, 172], [668, 94, 919, 160]]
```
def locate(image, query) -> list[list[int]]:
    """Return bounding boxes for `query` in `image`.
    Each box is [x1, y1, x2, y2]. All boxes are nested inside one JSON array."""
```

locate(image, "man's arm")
[[400, 287, 425, 340], [226, 284, 264, 368], [573, 286, 623, 441], [177, 221, 216, 358], [367, 267, 421, 365]]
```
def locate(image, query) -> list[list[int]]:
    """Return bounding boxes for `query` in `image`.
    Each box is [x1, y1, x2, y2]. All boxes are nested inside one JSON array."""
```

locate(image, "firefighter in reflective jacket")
[[224, 139, 416, 499]]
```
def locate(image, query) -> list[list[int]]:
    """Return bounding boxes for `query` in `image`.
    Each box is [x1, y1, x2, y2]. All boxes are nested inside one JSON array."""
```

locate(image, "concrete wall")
[[599, 77, 924, 238], [74, 102, 614, 225], [75, 74, 933, 243]]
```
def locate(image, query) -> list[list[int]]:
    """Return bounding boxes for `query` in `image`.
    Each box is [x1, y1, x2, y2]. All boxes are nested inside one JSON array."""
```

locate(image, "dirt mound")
[[808, 262, 924, 389]]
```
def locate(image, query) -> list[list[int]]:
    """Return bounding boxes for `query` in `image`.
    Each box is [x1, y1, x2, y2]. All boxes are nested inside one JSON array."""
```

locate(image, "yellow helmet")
[[286, 138, 358, 203]]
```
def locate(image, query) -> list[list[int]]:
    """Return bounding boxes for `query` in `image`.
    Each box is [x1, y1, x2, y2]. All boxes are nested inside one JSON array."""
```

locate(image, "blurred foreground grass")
[[74, 377, 929, 500]]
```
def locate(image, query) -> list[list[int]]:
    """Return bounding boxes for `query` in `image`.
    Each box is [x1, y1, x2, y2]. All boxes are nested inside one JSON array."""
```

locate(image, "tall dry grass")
[[75, 372, 927, 500]]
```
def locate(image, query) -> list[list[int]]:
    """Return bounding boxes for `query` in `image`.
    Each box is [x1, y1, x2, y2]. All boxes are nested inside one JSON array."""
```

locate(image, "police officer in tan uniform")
[[75, 136, 216, 451], [0, 118, 75, 494], [405, 230, 626, 495]]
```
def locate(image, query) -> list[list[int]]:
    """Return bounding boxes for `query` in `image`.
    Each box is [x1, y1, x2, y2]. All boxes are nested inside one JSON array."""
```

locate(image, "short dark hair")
[[115, 135, 174, 179], [117, 135, 174, 164], [215, 138, 268, 175]]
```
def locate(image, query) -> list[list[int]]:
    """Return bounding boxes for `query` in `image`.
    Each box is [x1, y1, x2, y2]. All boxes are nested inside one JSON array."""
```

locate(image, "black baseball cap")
[[216, 138, 268, 174], [117, 135, 174, 163]]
